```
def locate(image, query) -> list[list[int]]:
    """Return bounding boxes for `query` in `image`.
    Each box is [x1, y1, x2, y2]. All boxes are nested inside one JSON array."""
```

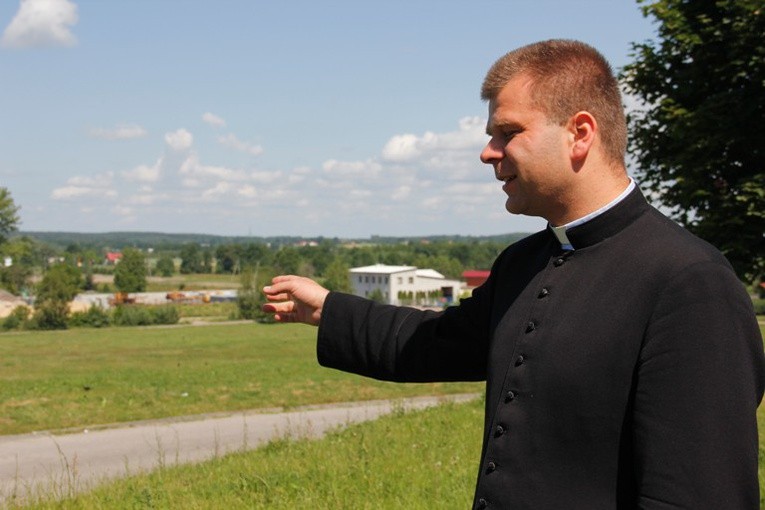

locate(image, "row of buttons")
[[475, 262, 562, 508]]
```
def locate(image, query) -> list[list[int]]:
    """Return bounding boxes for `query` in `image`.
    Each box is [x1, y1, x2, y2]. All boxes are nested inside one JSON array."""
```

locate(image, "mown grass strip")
[[0, 323, 482, 435], [20, 398, 484, 509]]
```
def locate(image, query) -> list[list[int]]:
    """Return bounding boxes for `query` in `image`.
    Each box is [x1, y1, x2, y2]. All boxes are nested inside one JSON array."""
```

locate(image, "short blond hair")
[[481, 40, 627, 166]]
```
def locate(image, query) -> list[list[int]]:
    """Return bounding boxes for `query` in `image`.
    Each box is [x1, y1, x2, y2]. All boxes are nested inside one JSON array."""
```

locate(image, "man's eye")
[[503, 131, 518, 140]]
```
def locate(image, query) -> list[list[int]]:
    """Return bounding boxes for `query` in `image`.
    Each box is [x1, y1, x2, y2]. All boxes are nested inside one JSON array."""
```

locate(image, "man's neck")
[[548, 172, 631, 227]]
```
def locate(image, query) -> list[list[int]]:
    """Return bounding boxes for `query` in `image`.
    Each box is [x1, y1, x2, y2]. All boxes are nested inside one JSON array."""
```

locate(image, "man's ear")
[[569, 111, 597, 161]]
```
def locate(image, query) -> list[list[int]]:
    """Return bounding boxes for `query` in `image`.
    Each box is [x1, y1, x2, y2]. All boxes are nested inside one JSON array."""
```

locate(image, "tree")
[[155, 256, 175, 277], [114, 248, 147, 293], [322, 258, 352, 293], [0, 187, 20, 246], [33, 263, 82, 330], [273, 246, 302, 275], [620, 0, 765, 281], [36, 263, 82, 303], [179, 243, 203, 274]]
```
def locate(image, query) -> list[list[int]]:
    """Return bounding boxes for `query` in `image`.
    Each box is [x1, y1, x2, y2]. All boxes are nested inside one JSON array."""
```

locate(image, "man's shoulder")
[[634, 207, 732, 268]]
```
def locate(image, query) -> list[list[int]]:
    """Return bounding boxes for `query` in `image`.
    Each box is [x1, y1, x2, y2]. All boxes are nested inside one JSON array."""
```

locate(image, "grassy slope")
[[4, 323, 764, 508]]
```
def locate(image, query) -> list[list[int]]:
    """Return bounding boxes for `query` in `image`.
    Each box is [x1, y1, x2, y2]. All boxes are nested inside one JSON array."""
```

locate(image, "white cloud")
[[2, 0, 78, 49], [238, 185, 258, 198], [381, 116, 486, 162], [322, 158, 382, 177], [112, 205, 133, 217], [122, 158, 162, 183], [51, 172, 117, 200], [201, 182, 232, 201], [202, 112, 226, 128], [217, 133, 264, 156], [165, 129, 193, 151], [179, 153, 248, 181], [126, 193, 169, 205], [89, 124, 147, 140], [391, 185, 411, 201], [250, 170, 282, 184]]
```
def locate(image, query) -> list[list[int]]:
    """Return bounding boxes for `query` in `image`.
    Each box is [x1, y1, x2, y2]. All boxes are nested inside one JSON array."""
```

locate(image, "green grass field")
[[0, 323, 481, 435], [3, 322, 764, 508]]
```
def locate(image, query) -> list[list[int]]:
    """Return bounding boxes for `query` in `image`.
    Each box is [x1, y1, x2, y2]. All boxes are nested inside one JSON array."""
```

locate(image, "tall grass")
[[22, 398, 484, 509]]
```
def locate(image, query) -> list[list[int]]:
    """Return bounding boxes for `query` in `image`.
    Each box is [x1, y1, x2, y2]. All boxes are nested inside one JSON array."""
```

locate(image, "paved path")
[[0, 394, 478, 504]]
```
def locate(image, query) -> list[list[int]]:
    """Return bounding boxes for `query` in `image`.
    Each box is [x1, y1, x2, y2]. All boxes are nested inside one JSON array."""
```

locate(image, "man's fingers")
[[264, 292, 290, 302], [262, 301, 295, 314]]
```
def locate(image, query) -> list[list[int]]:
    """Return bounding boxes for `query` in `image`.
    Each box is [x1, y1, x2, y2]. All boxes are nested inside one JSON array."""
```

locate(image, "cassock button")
[[487, 461, 497, 472], [477, 498, 488, 509], [505, 390, 516, 402], [525, 321, 536, 333], [495, 425, 505, 436], [554, 258, 565, 267], [538, 287, 550, 298], [515, 355, 525, 366]]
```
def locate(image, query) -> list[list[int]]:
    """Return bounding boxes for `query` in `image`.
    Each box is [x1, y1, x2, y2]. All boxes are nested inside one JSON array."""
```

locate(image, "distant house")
[[105, 252, 123, 265], [350, 264, 462, 306], [462, 270, 491, 289]]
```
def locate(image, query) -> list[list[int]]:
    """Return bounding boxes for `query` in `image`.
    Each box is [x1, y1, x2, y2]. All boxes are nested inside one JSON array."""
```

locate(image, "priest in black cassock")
[[263, 39, 764, 510]]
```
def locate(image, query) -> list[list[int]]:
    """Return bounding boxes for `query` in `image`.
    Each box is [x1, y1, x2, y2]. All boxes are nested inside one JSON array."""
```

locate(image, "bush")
[[753, 299, 765, 316], [111, 304, 180, 327], [111, 305, 152, 327], [2, 305, 30, 331], [29, 301, 69, 330], [151, 305, 179, 325], [69, 305, 111, 328]]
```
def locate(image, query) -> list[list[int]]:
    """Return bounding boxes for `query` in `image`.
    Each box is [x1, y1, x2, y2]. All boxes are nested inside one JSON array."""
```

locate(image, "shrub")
[[69, 305, 111, 328], [151, 305, 180, 325], [752, 299, 765, 316], [111, 305, 152, 327], [29, 301, 69, 330], [110, 304, 180, 327], [2, 305, 30, 331]]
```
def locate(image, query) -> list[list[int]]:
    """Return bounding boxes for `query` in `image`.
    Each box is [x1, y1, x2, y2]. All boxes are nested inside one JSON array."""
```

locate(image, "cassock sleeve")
[[316, 281, 492, 383], [633, 260, 765, 509]]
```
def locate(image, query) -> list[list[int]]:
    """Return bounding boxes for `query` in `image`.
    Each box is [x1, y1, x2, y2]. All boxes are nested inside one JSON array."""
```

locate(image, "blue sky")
[[0, 0, 657, 238]]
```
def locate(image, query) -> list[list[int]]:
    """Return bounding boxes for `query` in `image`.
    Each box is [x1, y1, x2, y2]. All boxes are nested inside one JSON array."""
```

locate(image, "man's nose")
[[480, 137, 502, 165]]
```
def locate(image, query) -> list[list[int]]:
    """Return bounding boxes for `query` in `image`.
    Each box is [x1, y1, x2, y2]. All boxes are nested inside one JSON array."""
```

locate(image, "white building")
[[350, 264, 463, 306]]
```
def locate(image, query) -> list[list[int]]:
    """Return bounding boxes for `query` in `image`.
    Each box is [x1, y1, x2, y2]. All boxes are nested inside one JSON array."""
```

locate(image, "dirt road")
[[0, 393, 478, 504]]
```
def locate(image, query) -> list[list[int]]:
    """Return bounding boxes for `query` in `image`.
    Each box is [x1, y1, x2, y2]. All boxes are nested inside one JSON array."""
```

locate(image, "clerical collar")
[[550, 178, 636, 250]]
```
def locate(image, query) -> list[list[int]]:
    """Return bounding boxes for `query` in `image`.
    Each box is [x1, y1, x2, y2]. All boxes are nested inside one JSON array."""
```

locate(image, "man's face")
[[480, 74, 572, 223]]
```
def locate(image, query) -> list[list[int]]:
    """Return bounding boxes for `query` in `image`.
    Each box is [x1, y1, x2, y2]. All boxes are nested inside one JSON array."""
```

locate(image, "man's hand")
[[262, 275, 330, 326]]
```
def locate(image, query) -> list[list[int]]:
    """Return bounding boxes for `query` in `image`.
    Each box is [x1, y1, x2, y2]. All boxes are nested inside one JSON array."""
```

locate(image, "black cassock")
[[317, 188, 764, 510]]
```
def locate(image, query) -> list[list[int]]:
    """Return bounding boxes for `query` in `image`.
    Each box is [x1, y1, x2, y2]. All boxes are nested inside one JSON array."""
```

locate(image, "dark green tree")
[[36, 263, 82, 303], [113, 248, 147, 293], [33, 263, 82, 330], [215, 244, 241, 274], [155, 256, 175, 277], [0, 187, 20, 246], [201, 248, 213, 273], [0, 236, 38, 295], [273, 246, 302, 275], [179, 243, 204, 274], [620, 0, 765, 281]]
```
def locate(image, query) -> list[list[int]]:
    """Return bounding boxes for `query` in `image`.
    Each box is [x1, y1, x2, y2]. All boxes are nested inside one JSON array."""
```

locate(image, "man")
[[263, 40, 764, 509]]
